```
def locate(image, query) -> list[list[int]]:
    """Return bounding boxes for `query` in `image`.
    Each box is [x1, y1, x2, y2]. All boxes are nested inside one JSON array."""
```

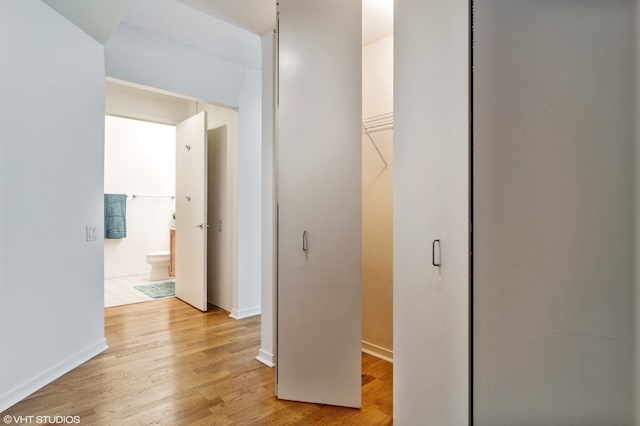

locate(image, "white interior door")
[[473, 1, 635, 423], [394, 1, 469, 424], [207, 126, 230, 311], [276, 0, 362, 408], [175, 111, 208, 311]]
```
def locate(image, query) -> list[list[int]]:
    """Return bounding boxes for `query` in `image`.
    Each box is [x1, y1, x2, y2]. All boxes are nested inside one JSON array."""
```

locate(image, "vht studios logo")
[[3, 415, 80, 424]]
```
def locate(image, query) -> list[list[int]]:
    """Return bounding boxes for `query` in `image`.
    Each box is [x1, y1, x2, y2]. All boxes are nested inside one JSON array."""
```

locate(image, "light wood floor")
[[2, 298, 392, 425]]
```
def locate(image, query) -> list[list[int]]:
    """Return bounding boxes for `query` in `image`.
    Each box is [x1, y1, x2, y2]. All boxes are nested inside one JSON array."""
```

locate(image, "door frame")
[[104, 78, 240, 315]]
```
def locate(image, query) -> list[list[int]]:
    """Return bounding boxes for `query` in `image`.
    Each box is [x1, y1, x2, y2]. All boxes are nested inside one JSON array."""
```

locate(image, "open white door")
[[207, 126, 231, 311], [175, 111, 208, 312], [276, 0, 362, 408]]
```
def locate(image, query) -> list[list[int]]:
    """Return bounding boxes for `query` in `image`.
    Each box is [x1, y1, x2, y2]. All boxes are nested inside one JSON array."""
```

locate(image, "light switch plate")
[[86, 225, 97, 241]]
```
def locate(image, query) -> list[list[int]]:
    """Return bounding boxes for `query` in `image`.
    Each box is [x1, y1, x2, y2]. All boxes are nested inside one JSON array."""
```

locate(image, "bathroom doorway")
[[104, 115, 177, 307], [103, 78, 238, 313]]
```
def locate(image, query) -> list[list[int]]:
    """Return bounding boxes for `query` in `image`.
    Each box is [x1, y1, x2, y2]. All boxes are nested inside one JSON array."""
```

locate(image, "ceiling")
[[41, 0, 393, 52], [175, 0, 276, 36], [41, 0, 134, 44], [175, 0, 394, 45], [122, 0, 262, 69]]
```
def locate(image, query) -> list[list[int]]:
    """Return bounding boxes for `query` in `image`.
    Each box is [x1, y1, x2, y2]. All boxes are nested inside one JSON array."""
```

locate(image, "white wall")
[[106, 24, 244, 109], [474, 2, 635, 423], [363, 36, 394, 118], [362, 35, 394, 360], [106, 79, 196, 125], [258, 30, 276, 367], [104, 116, 176, 278], [106, 22, 262, 319], [235, 66, 262, 318], [0, 0, 107, 411]]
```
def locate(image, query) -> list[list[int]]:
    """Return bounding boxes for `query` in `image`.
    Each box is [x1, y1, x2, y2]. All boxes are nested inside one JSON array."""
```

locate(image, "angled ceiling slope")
[[175, 0, 276, 35], [41, 0, 134, 44], [122, 0, 261, 69], [175, 0, 392, 46]]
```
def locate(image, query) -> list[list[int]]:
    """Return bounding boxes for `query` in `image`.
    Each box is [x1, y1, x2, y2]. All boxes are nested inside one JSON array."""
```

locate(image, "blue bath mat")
[[134, 281, 175, 298]]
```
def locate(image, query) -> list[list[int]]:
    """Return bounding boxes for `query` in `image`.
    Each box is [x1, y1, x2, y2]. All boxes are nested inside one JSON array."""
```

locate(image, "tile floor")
[[104, 274, 174, 308]]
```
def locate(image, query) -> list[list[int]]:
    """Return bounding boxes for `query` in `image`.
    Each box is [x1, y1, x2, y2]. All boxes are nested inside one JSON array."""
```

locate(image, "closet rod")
[[362, 125, 388, 169], [130, 194, 176, 199], [362, 112, 393, 170]]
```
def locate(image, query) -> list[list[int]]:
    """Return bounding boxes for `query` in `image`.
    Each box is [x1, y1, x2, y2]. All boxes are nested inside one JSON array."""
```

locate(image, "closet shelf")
[[362, 112, 394, 133]]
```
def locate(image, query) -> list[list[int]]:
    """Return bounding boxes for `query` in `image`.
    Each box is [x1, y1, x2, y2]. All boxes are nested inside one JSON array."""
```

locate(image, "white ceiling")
[[122, 0, 262, 69], [42, 0, 392, 64], [41, 0, 134, 44], [174, 0, 394, 45], [175, 0, 277, 36]]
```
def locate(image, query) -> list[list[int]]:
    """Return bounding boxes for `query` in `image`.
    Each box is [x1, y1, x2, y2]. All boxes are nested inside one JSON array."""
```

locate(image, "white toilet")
[[146, 251, 171, 281]]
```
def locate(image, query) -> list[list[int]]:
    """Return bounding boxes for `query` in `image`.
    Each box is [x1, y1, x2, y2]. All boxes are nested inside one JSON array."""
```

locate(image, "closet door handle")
[[302, 230, 308, 252], [432, 239, 441, 267]]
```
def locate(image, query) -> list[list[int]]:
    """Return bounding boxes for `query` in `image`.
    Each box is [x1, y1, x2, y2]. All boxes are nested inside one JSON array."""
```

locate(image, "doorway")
[[103, 115, 177, 307], [103, 79, 238, 314], [361, 9, 394, 363]]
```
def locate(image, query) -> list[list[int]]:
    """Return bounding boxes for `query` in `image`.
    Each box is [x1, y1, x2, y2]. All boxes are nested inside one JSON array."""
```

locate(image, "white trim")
[[361, 340, 393, 363], [0, 339, 108, 412], [229, 305, 261, 319], [256, 349, 275, 368]]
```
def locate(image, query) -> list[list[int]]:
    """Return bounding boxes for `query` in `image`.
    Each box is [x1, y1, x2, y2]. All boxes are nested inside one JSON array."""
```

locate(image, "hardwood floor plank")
[[2, 298, 392, 425]]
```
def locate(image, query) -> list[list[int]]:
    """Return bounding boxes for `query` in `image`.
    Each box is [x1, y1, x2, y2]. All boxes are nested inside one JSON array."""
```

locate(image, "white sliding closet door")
[[473, 1, 635, 423], [276, 0, 362, 408], [394, 0, 469, 424]]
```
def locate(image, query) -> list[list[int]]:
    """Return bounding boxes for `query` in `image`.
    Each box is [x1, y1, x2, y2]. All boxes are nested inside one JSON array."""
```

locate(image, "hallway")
[[2, 298, 392, 424]]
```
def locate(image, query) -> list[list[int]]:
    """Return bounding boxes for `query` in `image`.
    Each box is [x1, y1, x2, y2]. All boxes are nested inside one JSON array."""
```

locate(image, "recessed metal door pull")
[[432, 239, 441, 267]]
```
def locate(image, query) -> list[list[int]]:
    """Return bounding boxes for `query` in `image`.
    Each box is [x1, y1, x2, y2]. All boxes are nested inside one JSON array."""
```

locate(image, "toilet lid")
[[148, 251, 170, 258]]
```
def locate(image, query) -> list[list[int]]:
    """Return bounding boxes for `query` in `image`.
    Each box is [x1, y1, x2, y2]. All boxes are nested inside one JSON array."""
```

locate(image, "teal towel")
[[104, 194, 127, 239]]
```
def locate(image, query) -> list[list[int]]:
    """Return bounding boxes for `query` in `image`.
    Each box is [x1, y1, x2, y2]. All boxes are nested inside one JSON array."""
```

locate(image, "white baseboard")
[[229, 305, 261, 319], [0, 339, 108, 412], [362, 340, 393, 363], [256, 348, 275, 367]]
